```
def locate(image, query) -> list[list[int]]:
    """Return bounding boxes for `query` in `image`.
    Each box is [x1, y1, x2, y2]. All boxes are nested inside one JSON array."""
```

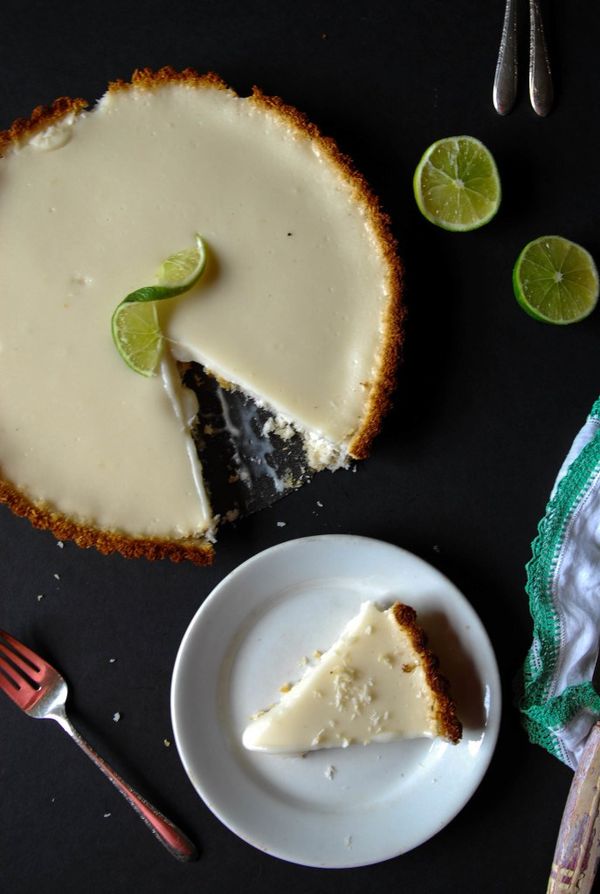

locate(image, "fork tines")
[[0, 630, 43, 693]]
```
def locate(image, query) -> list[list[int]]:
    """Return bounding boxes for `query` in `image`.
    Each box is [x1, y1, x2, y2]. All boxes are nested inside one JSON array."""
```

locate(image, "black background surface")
[[0, 1, 598, 891]]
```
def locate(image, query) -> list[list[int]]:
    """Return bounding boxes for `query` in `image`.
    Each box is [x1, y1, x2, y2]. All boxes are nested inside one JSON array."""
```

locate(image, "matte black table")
[[1, 2, 597, 891]]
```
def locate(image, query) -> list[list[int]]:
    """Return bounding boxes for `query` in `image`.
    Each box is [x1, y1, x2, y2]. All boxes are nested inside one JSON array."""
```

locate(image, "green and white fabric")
[[521, 397, 600, 769]]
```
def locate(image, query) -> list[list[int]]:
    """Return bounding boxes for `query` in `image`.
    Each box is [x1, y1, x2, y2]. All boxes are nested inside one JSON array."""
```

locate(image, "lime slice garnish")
[[111, 234, 207, 376], [413, 136, 501, 231], [513, 235, 599, 324], [111, 300, 162, 377], [157, 235, 206, 289], [120, 233, 207, 305]]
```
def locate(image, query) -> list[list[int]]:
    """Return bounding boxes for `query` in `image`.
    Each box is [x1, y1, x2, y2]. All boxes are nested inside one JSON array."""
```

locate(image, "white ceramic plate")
[[171, 534, 501, 868]]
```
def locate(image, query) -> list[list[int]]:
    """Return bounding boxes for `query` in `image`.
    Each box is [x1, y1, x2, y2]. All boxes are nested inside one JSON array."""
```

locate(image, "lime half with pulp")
[[413, 135, 501, 231], [513, 236, 599, 325]]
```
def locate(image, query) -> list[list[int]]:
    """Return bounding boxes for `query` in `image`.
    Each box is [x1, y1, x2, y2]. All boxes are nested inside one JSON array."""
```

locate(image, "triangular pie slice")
[[243, 601, 462, 753], [0, 68, 402, 563]]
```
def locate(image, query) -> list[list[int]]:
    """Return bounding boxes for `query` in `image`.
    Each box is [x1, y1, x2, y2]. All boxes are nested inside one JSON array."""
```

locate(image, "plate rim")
[[171, 533, 502, 867]]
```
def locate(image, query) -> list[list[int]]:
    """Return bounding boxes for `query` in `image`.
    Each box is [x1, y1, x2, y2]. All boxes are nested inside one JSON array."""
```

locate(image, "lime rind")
[[513, 236, 599, 325], [121, 284, 184, 305], [413, 135, 501, 232], [112, 234, 207, 375]]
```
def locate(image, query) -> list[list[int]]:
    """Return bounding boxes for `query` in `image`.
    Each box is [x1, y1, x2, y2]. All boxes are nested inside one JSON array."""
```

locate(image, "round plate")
[[171, 534, 501, 868]]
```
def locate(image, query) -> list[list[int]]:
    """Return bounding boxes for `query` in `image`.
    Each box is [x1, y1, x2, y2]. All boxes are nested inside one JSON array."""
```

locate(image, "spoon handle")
[[529, 0, 553, 116], [493, 0, 518, 115]]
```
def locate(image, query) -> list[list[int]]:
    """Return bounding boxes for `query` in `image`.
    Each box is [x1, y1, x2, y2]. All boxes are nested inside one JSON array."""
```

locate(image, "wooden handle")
[[548, 723, 600, 892]]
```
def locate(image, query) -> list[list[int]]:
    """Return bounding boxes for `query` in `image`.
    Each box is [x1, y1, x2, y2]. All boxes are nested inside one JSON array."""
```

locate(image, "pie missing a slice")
[[0, 67, 403, 563], [243, 601, 462, 753]]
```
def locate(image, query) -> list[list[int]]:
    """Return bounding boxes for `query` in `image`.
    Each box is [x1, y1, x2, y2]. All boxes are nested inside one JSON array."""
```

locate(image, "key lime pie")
[[243, 602, 462, 752], [0, 68, 402, 563]]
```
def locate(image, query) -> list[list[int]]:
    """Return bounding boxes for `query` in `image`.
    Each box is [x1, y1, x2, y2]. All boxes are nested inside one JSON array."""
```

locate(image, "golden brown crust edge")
[[109, 66, 230, 94], [392, 603, 463, 744], [0, 96, 88, 155], [0, 68, 230, 155], [0, 65, 403, 563], [0, 479, 214, 565]]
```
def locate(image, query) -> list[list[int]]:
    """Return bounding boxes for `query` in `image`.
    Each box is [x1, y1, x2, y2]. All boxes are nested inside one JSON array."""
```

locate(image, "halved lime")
[[112, 234, 207, 376], [111, 300, 162, 377], [513, 236, 599, 325], [413, 136, 501, 231]]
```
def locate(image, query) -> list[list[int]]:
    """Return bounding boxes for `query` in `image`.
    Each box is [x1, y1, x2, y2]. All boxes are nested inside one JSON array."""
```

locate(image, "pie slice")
[[242, 601, 462, 753], [0, 68, 402, 563]]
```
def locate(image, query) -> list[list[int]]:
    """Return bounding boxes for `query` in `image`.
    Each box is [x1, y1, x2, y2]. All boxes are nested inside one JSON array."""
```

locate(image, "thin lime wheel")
[[413, 136, 501, 231], [156, 234, 207, 290], [513, 236, 599, 325], [111, 301, 163, 377], [111, 233, 207, 376]]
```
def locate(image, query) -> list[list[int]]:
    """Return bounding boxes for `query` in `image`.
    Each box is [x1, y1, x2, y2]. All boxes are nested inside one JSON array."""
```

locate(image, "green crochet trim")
[[520, 404, 600, 764]]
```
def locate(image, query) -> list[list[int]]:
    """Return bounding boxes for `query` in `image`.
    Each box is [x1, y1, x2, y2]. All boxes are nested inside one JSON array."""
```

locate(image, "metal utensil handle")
[[547, 722, 600, 893], [55, 712, 197, 861], [493, 0, 518, 115], [529, 0, 553, 116]]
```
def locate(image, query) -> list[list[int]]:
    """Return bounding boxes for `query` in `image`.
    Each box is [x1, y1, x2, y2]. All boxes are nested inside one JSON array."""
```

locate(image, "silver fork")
[[493, 0, 519, 115], [529, 0, 553, 116], [0, 628, 197, 861]]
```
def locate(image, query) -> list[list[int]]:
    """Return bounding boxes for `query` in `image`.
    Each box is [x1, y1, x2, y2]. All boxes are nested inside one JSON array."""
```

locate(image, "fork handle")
[[55, 714, 197, 861], [529, 0, 553, 116], [493, 0, 518, 115]]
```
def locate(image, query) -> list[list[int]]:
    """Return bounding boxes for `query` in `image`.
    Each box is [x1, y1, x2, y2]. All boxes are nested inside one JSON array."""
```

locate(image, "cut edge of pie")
[[0, 67, 404, 564]]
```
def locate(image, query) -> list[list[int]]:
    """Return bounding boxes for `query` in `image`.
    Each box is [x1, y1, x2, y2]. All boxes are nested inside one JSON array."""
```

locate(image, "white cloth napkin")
[[521, 398, 600, 769]]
